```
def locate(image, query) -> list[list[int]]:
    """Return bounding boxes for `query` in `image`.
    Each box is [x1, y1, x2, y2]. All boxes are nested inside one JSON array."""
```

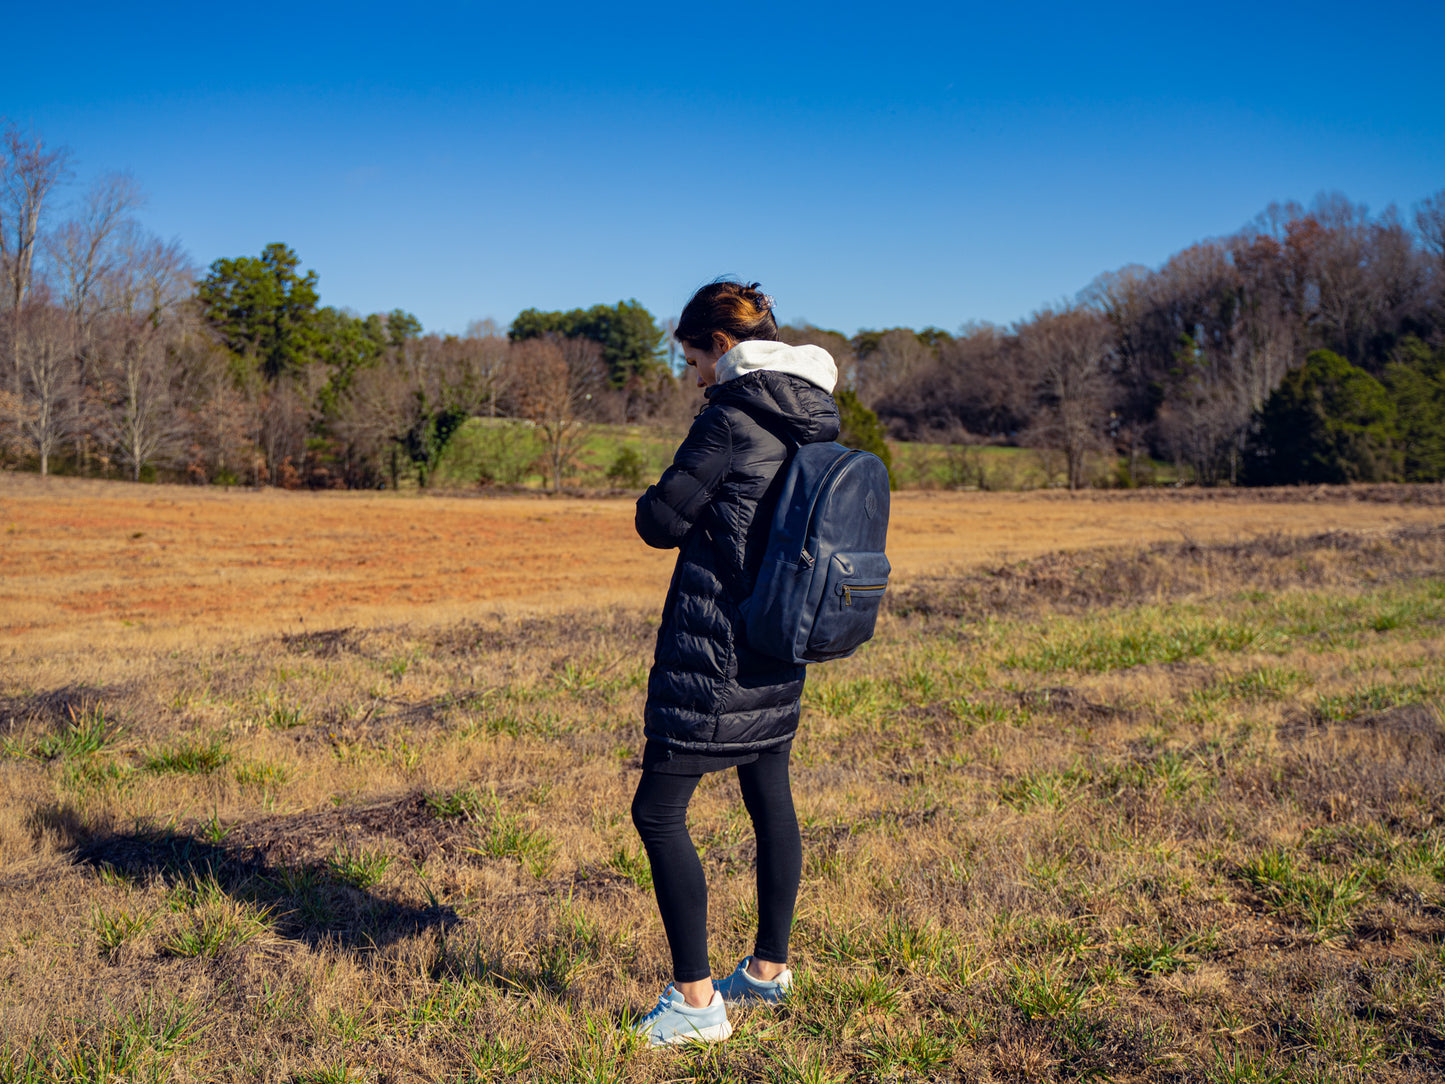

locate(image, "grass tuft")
[[139, 736, 230, 775], [1238, 847, 1371, 938], [426, 784, 488, 819], [3, 704, 117, 762], [92, 905, 156, 957], [606, 844, 652, 890], [326, 845, 393, 888]]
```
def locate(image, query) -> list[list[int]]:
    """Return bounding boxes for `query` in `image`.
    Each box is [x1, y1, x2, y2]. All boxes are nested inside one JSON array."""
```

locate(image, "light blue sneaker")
[[711, 957, 793, 1006], [633, 985, 733, 1047]]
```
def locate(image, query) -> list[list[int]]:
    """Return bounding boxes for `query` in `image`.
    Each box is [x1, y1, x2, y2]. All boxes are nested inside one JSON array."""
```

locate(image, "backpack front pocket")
[[806, 551, 891, 660]]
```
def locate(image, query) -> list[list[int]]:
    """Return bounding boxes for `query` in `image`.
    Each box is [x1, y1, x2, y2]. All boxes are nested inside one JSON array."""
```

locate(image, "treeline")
[[0, 124, 700, 489], [187, 245, 698, 489], [786, 191, 1445, 487], [3, 121, 1443, 490]]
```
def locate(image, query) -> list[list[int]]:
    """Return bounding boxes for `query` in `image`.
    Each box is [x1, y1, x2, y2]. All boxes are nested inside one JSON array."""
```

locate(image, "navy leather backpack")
[[741, 442, 891, 664]]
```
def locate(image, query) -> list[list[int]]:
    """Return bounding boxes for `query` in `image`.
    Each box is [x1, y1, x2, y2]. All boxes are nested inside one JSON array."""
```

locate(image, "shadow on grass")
[[61, 816, 458, 951]]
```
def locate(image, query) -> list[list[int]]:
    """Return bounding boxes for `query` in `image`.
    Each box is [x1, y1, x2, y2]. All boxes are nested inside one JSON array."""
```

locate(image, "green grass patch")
[[1118, 926, 1217, 976], [1238, 847, 1371, 938], [1003, 959, 1090, 1020], [139, 737, 230, 775], [606, 844, 652, 890], [1000, 769, 1082, 811], [463, 1037, 533, 1079], [1100, 750, 1209, 799], [259, 703, 306, 729], [789, 971, 901, 1039], [2, 706, 117, 762], [163, 907, 265, 958], [1266, 580, 1445, 645], [426, 784, 488, 819], [1312, 675, 1445, 721], [233, 759, 291, 790], [326, 845, 392, 889], [1004, 608, 1266, 673], [92, 905, 156, 957], [1194, 666, 1311, 703], [434, 418, 1185, 492], [468, 815, 553, 876]]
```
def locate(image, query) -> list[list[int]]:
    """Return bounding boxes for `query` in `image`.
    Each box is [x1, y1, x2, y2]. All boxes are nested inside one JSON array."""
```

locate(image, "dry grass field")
[[2, 476, 1444, 1083], [4, 474, 1442, 654]]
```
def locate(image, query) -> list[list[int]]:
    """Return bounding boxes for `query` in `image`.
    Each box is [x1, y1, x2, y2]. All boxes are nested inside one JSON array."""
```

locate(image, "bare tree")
[[1308, 194, 1379, 364], [460, 322, 513, 418], [1, 124, 71, 442], [46, 176, 145, 466], [332, 358, 410, 487], [94, 233, 193, 479], [1154, 374, 1245, 485], [512, 334, 604, 492], [100, 322, 182, 480], [1017, 306, 1116, 490], [1416, 190, 1445, 263], [1226, 231, 1299, 415], [0, 123, 71, 317], [270, 379, 314, 486], [50, 173, 144, 348], [854, 328, 933, 404], [180, 330, 256, 484], [13, 303, 79, 475], [330, 329, 515, 489], [392, 333, 492, 487], [100, 229, 190, 317], [878, 322, 1022, 441], [1081, 266, 1159, 482]]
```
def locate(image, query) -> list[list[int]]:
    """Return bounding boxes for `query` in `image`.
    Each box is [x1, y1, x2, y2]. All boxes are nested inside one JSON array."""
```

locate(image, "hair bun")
[[742, 283, 775, 312]]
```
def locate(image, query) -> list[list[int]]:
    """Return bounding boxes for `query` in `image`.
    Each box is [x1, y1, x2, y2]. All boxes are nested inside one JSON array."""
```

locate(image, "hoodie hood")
[[715, 339, 838, 393]]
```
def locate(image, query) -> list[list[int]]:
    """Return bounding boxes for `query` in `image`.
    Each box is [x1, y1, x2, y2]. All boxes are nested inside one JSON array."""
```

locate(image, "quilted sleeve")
[[635, 407, 733, 550]]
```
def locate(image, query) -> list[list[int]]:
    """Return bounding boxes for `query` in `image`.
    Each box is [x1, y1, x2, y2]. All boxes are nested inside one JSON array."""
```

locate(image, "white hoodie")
[[715, 339, 838, 394]]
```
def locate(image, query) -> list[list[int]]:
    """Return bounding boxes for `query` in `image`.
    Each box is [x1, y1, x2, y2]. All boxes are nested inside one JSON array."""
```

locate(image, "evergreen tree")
[[1385, 337, 1445, 482], [510, 299, 663, 387], [1243, 350, 1399, 485], [195, 243, 322, 380], [836, 387, 893, 486]]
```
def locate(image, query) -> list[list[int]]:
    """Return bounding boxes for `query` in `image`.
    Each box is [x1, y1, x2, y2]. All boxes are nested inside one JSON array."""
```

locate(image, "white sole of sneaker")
[[651, 1018, 734, 1047]]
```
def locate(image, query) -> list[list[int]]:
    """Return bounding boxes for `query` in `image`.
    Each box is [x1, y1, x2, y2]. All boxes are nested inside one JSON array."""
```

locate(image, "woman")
[[631, 280, 840, 1046]]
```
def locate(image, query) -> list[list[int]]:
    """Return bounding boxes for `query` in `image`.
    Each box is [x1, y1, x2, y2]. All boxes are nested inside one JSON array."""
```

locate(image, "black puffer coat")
[[636, 369, 841, 753]]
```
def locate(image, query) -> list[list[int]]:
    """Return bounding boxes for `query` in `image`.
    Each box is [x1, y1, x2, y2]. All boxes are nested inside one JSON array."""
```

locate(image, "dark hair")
[[675, 279, 778, 350]]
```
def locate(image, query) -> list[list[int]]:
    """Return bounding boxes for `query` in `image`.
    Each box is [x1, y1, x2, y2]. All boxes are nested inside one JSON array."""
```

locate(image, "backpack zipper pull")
[[800, 549, 814, 569], [843, 584, 852, 606]]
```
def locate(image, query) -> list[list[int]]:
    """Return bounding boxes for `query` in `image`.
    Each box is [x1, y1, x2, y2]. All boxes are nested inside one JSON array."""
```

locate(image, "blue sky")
[[5, 1, 1442, 337]]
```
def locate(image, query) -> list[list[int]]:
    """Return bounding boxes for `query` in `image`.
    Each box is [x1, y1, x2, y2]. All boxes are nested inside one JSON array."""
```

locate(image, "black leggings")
[[630, 750, 802, 983]]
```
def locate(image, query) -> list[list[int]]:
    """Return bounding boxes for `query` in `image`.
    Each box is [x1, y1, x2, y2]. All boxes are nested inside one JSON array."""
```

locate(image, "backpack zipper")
[[841, 584, 887, 606]]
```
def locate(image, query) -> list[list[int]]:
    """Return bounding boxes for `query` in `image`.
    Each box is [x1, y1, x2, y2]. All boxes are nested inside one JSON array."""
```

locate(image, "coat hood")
[[715, 339, 838, 393], [705, 367, 841, 446]]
